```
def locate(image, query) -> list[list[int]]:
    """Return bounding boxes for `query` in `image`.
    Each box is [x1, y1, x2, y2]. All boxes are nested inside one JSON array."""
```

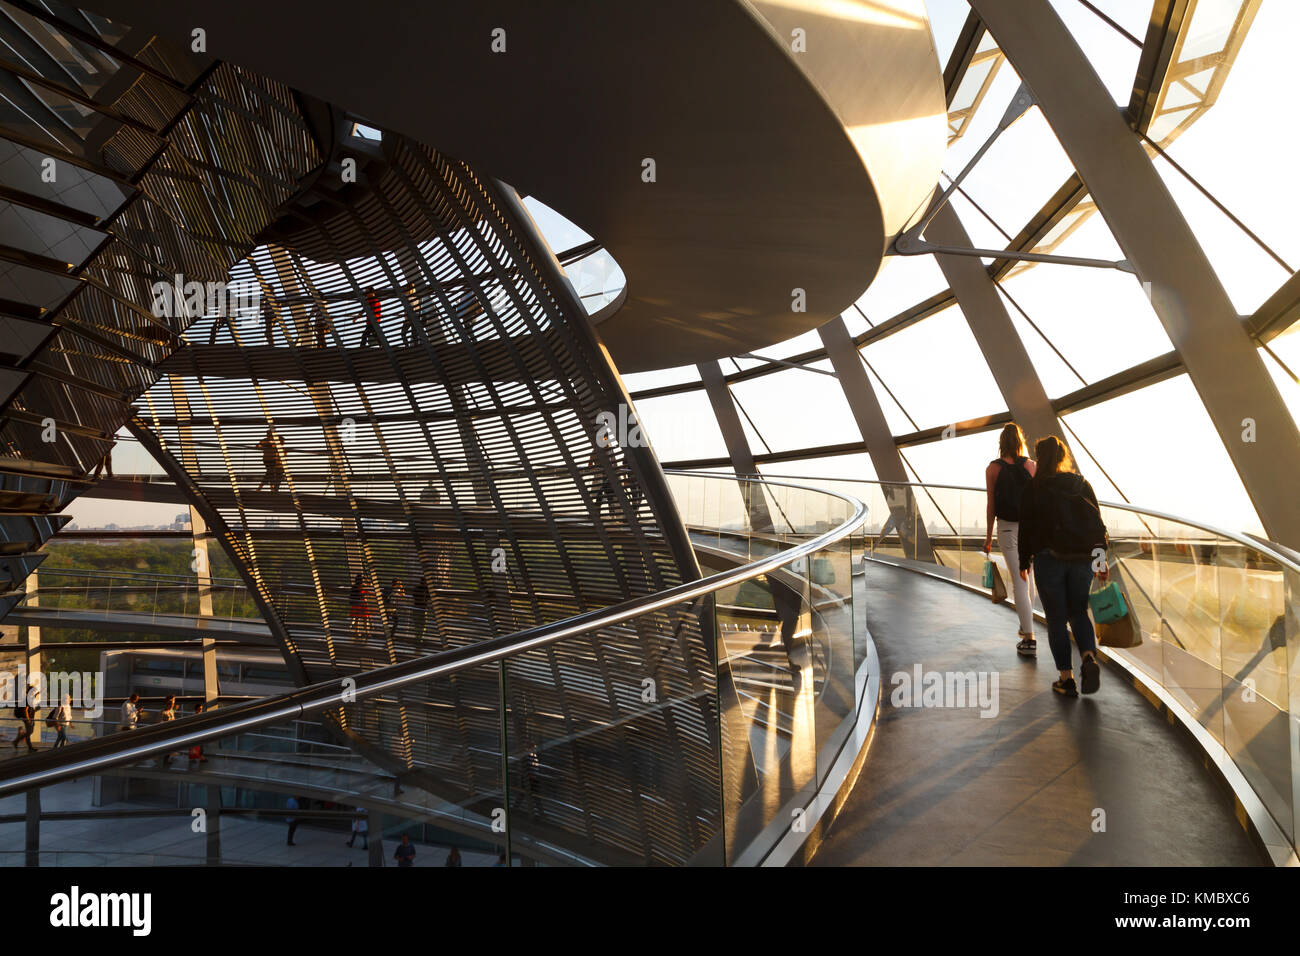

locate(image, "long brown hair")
[[998, 423, 1027, 460], [1033, 435, 1076, 483]]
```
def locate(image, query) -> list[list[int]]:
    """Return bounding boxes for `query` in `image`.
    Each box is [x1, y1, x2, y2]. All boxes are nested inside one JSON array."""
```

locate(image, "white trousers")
[[997, 519, 1035, 634]]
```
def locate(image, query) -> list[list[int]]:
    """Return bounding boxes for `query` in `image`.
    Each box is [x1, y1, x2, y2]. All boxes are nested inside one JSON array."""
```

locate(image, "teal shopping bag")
[[981, 559, 995, 589], [1089, 581, 1128, 623]]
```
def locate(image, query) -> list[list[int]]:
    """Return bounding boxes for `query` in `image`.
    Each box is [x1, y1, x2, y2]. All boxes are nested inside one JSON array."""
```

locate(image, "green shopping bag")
[[981, 559, 995, 589], [1089, 581, 1128, 624]]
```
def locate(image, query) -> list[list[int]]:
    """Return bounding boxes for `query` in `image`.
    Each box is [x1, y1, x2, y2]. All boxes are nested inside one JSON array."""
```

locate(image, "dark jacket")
[[1016, 471, 1103, 572]]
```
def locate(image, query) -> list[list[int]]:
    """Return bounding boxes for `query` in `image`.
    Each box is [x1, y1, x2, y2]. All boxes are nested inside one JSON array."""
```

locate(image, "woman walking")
[[1017, 436, 1108, 697], [983, 423, 1037, 656], [159, 694, 179, 765], [52, 693, 71, 749], [349, 573, 373, 639]]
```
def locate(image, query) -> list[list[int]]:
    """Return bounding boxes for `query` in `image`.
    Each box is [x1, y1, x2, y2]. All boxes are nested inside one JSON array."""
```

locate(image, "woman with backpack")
[[983, 423, 1037, 656], [1017, 435, 1108, 697]]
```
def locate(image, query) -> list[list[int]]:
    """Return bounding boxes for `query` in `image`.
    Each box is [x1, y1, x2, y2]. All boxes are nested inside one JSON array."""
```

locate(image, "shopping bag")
[[981, 559, 995, 589], [1097, 612, 1141, 648], [1088, 580, 1129, 623], [989, 562, 1007, 603]]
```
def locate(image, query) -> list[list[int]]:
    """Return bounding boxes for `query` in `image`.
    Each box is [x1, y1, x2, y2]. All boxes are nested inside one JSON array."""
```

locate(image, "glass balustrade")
[[0, 472, 871, 866]]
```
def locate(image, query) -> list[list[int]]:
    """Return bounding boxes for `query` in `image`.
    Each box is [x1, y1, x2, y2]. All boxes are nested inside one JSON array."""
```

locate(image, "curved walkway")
[[812, 562, 1262, 866]]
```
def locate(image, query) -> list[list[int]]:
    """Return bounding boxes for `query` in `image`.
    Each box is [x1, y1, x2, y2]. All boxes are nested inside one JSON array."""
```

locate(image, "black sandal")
[[1016, 635, 1037, 657]]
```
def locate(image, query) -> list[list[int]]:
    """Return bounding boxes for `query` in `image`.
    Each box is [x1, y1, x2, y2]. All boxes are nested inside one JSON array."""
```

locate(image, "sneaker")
[[1080, 655, 1101, 695], [1016, 635, 1037, 658], [1052, 677, 1078, 697]]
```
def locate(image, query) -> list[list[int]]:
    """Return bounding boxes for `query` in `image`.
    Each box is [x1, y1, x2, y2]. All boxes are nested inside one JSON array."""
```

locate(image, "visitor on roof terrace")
[[350, 573, 374, 638], [983, 423, 1037, 658], [400, 283, 422, 346], [385, 578, 407, 638], [588, 447, 619, 516], [118, 693, 140, 732], [346, 809, 368, 849], [256, 428, 287, 493], [393, 833, 416, 867], [51, 693, 71, 749], [359, 287, 383, 347], [158, 694, 179, 766], [11, 686, 37, 753], [1017, 435, 1108, 699], [310, 297, 333, 348], [262, 295, 281, 346], [411, 576, 431, 643]]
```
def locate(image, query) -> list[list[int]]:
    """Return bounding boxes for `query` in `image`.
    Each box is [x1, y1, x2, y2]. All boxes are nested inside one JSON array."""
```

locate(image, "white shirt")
[[119, 700, 138, 729]]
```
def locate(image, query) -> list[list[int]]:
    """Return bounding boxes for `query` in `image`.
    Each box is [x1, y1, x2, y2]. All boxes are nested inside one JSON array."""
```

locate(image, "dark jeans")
[[1033, 551, 1097, 672]]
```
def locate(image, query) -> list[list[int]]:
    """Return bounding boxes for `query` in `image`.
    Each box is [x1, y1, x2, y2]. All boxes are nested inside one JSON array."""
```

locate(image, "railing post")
[[24, 788, 38, 867]]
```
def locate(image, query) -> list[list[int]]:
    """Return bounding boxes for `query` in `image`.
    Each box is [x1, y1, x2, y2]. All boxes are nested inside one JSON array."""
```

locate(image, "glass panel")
[[1154, 517, 1223, 734], [1219, 548, 1291, 841]]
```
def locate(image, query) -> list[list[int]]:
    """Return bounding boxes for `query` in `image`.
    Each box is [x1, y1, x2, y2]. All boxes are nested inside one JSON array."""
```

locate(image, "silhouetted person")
[[359, 288, 383, 347], [311, 298, 332, 348], [256, 428, 287, 493], [350, 573, 373, 638], [411, 576, 430, 642], [400, 284, 422, 346], [286, 795, 301, 846], [262, 295, 281, 345], [384, 578, 407, 638], [393, 834, 416, 867], [347, 809, 368, 849], [420, 479, 440, 507], [11, 696, 36, 753], [51, 693, 71, 749], [445, 846, 462, 867], [1018, 435, 1107, 698], [588, 450, 618, 516]]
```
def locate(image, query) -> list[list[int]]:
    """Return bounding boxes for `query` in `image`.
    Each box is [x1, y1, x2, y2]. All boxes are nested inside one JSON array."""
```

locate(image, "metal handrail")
[[0, 472, 867, 797], [758, 472, 1300, 576], [31, 567, 247, 587]]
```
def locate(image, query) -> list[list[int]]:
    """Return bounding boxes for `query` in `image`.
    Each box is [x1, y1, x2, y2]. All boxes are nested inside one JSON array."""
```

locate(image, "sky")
[[67, 0, 1298, 540]]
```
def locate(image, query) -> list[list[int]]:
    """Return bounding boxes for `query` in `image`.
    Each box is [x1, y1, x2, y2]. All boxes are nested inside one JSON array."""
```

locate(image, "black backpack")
[[992, 457, 1031, 521], [1048, 476, 1108, 557]]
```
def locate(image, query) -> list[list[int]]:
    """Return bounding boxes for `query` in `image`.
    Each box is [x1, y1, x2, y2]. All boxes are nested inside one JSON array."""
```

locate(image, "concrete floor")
[[812, 562, 1263, 866]]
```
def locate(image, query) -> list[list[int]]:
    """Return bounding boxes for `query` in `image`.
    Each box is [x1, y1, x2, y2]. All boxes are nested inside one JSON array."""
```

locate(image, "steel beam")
[[697, 359, 774, 533], [926, 202, 1062, 448], [818, 317, 933, 562]]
